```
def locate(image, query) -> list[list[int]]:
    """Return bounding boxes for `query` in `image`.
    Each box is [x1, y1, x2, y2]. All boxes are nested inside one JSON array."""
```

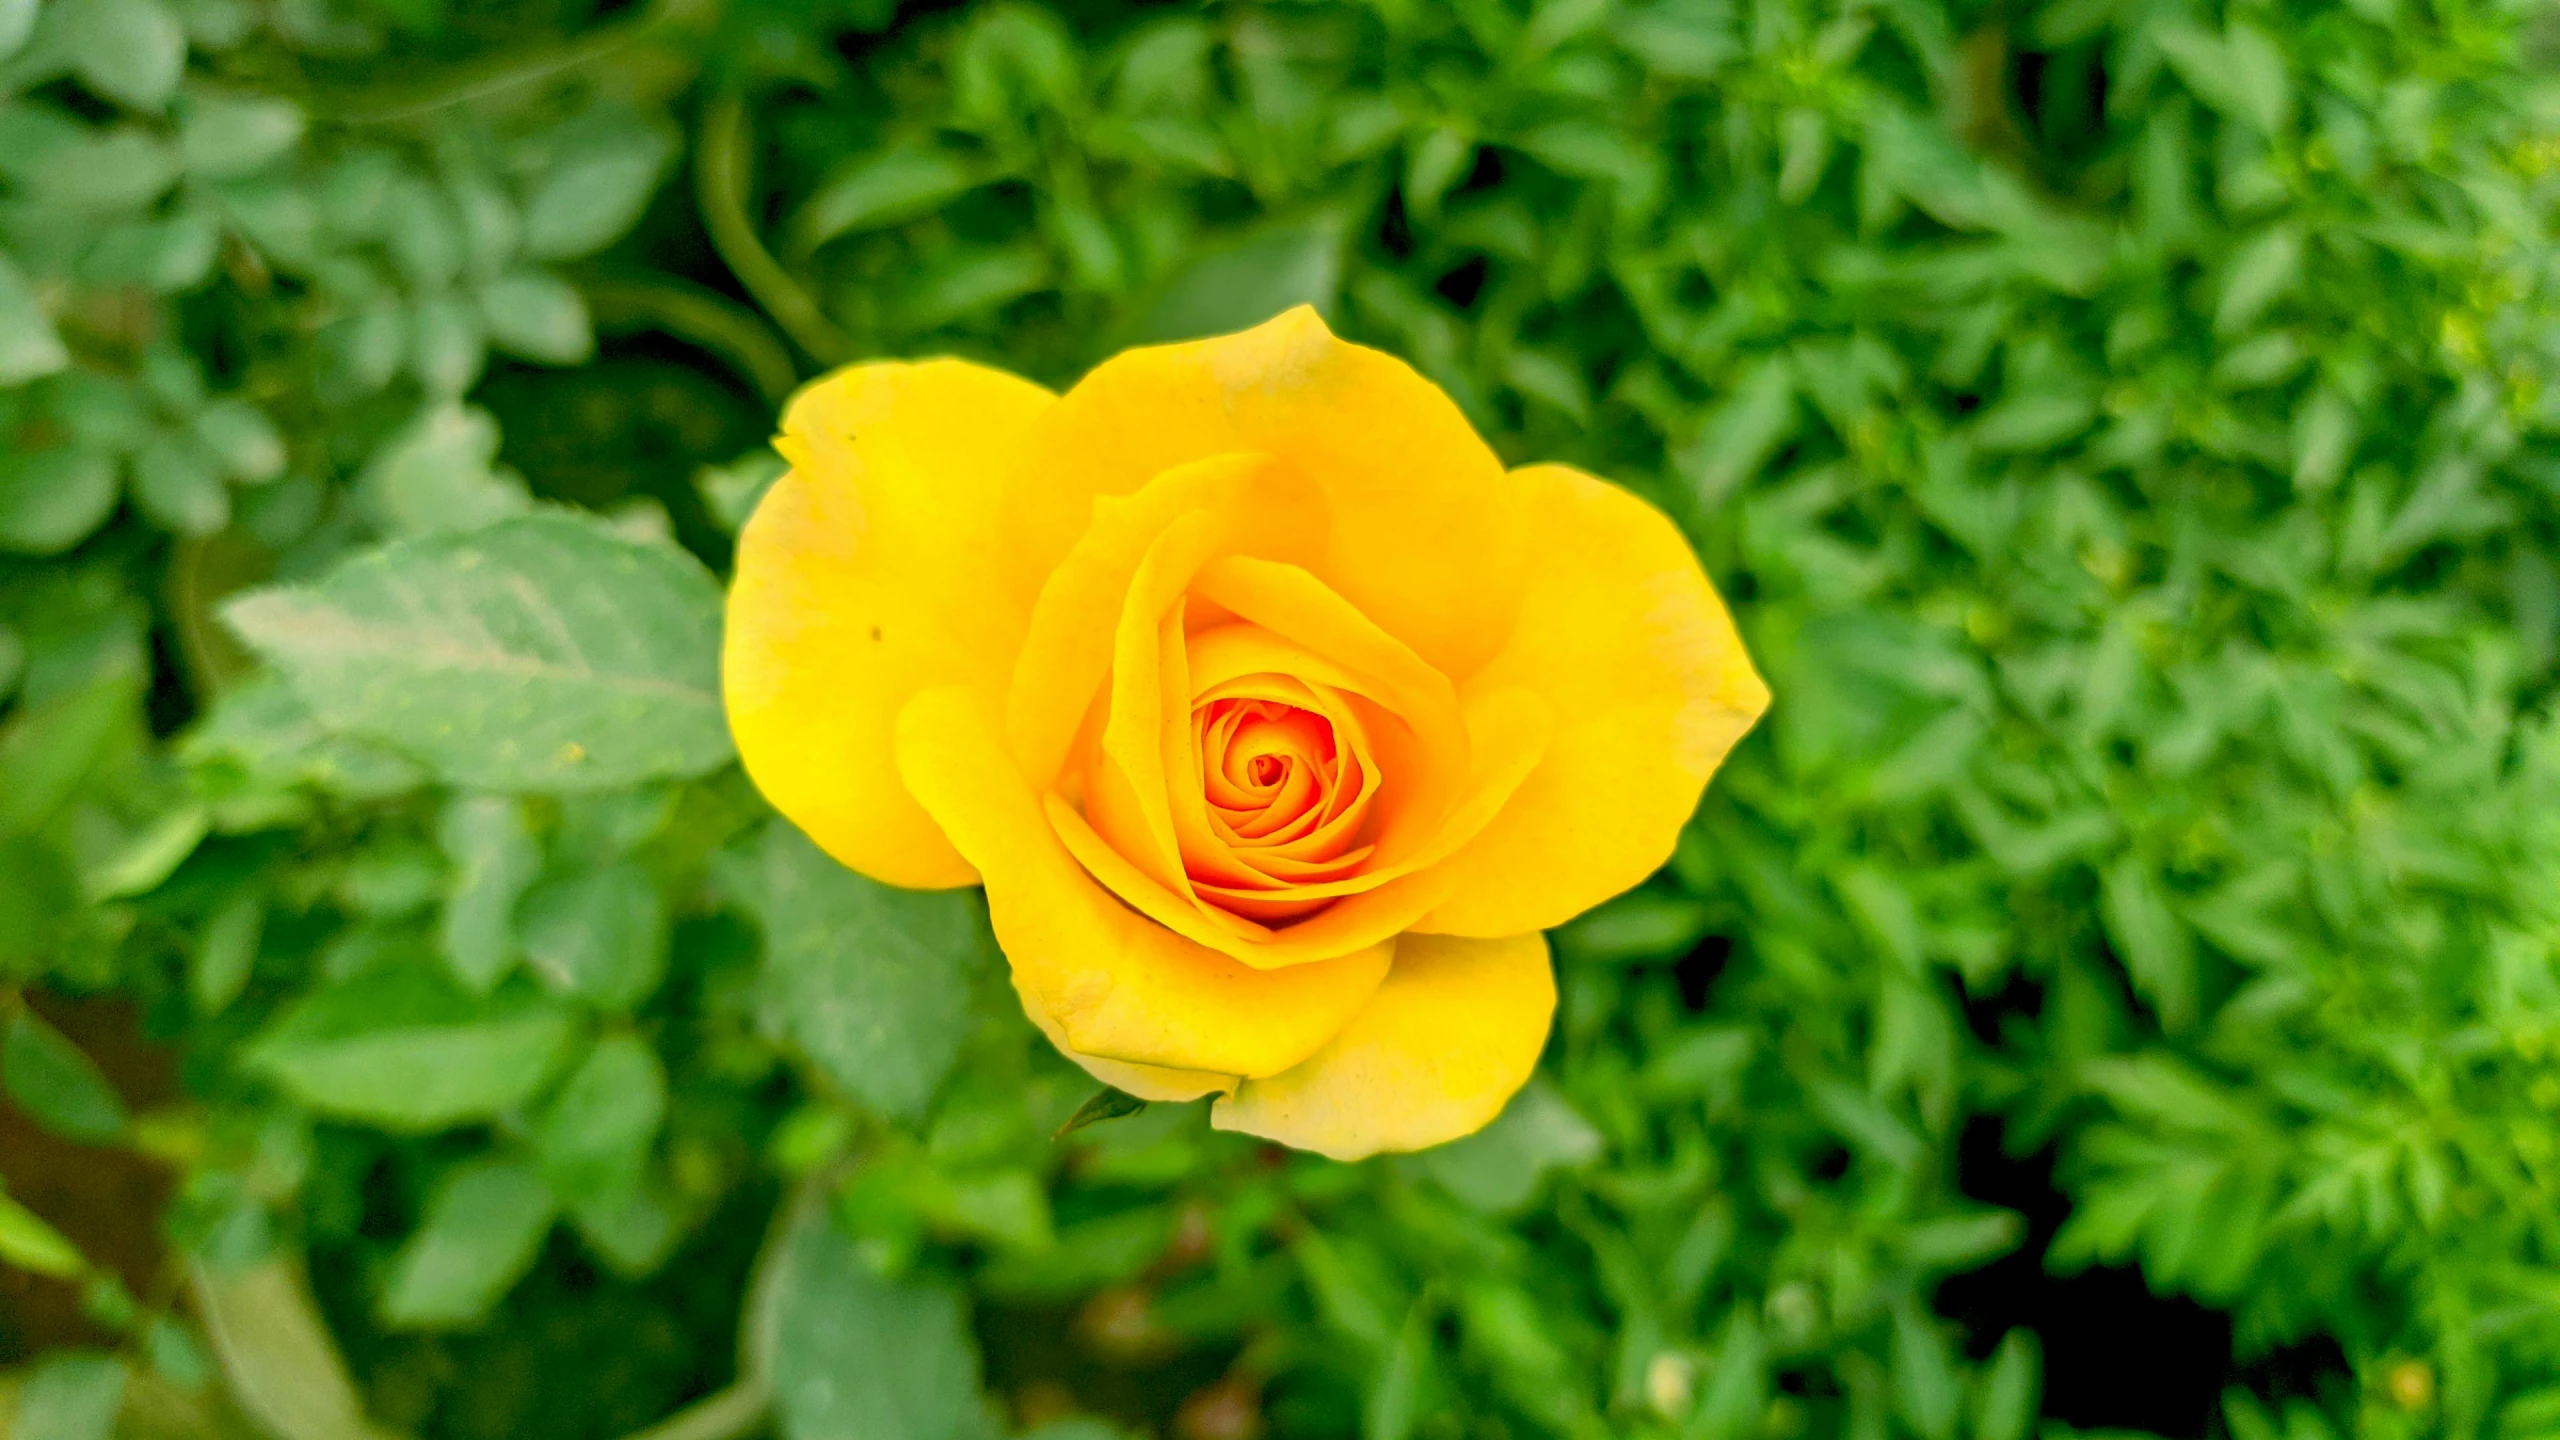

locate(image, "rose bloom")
[[724, 308, 1766, 1159]]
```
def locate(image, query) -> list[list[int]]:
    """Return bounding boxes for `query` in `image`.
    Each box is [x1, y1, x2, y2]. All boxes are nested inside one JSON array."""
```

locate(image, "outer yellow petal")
[[1419, 465, 1769, 936], [896, 685, 1390, 1077], [1003, 306, 1530, 680], [1210, 931, 1555, 1160], [724, 359, 1054, 889], [1006, 970, 1236, 1104]]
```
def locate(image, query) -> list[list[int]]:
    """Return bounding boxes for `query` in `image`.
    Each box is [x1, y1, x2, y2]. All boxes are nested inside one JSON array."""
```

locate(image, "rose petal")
[[1210, 931, 1555, 1160], [1008, 452, 1325, 792], [725, 360, 1053, 888], [1418, 465, 1770, 937], [897, 685, 1389, 1077], [1005, 306, 1530, 680], [1007, 970, 1237, 1103]]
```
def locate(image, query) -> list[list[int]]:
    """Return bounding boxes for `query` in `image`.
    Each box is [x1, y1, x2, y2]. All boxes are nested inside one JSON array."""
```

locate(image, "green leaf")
[[242, 965, 577, 1131], [1553, 891, 1713, 964], [1890, 1306, 1958, 1440], [521, 107, 675, 261], [0, 252, 68, 384], [2100, 856, 2197, 1032], [1411, 1080, 1602, 1214], [193, 399, 287, 482], [2155, 21, 2292, 135], [1689, 357, 1797, 509], [65, 0, 185, 110], [187, 1257, 402, 1440], [2216, 227, 2302, 334], [1130, 222, 1343, 345], [131, 430, 231, 535], [0, 114, 181, 212], [182, 675, 426, 802], [435, 794, 537, 992], [378, 1157, 558, 1330], [0, 0, 37, 59], [789, 143, 982, 253], [82, 801, 206, 898], [478, 270, 594, 365], [221, 512, 732, 792], [407, 294, 487, 397], [694, 451, 785, 534], [0, 448, 116, 555], [176, 89, 304, 178], [518, 863, 667, 1010], [349, 403, 530, 538], [80, 211, 220, 292], [8, 1352, 128, 1440], [1365, 1301, 1434, 1440], [1053, 1087, 1147, 1138], [0, 674, 136, 836], [756, 822, 991, 1121], [567, 1177, 684, 1278], [894, 244, 1050, 330], [536, 1033, 665, 1202], [769, 1201, 983, 1440], [1970, 391, 2096, 453], [0, 1186, 86, 1278], [1972, 1330, 2039, 1440], [193, 890, 262, 1016], [1691, 1309, 1765, 1440]]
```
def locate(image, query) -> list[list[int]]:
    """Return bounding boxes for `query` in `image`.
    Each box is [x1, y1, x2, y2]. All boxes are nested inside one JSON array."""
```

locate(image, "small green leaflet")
[[1054, 1087, 1148, 1139]]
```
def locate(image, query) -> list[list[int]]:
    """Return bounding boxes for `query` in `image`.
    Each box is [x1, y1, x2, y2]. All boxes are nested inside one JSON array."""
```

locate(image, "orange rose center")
[[1172, 663, 1387, 924]]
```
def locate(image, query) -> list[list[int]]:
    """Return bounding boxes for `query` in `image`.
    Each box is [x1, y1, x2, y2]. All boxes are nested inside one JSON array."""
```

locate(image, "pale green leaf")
[[221, 512, 732, 792]]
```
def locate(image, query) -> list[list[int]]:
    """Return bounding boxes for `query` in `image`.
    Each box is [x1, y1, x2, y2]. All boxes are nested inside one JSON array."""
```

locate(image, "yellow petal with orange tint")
[[1004, 307, 1530, 679], [896, 685, 1389, 1077], [725, 360, 1054, 889], [1418, 465, 1769, 937], [1210, 931, 1555, 1160], [1008, 453, 1326, 790]]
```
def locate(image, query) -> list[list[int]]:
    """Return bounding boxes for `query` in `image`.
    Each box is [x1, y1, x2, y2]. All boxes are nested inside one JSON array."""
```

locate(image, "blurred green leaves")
[[0, 0, 2555, 1436]]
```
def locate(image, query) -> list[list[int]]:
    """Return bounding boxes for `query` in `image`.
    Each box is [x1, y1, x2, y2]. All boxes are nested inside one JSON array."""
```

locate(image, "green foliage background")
[[1, 0, 2557, 1438]]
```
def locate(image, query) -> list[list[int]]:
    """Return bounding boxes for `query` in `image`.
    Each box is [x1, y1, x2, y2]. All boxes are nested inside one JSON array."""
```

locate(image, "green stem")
[[583, 275, 803, 406], [695, 93, 852, 367]]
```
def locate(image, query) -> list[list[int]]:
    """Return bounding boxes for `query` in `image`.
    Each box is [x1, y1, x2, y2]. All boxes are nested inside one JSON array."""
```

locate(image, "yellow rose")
[[723, 308, 1767, 1159]]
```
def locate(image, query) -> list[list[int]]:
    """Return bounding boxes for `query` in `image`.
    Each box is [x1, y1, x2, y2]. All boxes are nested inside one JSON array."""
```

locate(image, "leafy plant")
[[3, 1, 2556, 1439]]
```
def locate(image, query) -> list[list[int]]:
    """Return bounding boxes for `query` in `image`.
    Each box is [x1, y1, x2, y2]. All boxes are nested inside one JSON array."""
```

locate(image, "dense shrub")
[[3, 1, 2557, 1438]]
